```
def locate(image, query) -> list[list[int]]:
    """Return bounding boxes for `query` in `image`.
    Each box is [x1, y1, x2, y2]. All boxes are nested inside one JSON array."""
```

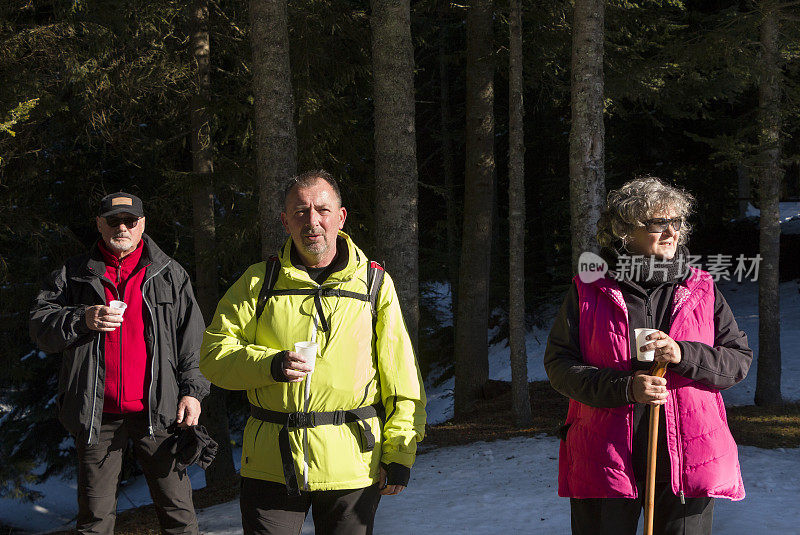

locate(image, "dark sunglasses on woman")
[[644, 217, 682, 233]]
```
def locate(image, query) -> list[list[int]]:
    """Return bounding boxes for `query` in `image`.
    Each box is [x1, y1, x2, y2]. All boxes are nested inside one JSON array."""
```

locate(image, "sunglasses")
[[644, 217, 682, 233], [105, 216, 141, 228]]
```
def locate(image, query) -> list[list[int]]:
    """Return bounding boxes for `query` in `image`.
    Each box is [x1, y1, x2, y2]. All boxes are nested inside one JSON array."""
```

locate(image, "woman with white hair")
[[544, 176, 752, 535]]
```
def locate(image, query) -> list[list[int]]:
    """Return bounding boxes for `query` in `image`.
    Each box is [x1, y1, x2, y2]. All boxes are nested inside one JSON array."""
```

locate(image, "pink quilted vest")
[[558, 268, 745, 501]]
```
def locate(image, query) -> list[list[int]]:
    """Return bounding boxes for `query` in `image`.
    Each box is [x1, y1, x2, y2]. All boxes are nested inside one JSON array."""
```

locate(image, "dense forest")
[[1, 0, 799, 499]]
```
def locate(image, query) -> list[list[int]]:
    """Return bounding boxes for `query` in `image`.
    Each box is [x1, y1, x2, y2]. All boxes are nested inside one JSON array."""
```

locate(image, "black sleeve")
[[671, 284, 752, 390], [29, 266, 93, 353], [544, 282, 632, 408], [174, 271, 212, 402]]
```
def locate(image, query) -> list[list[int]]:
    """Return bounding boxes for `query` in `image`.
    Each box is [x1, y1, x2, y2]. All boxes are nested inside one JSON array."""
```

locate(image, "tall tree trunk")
[[568, 0, 605, 271], [454, 0, 494, 417], [370, 0, 419, 345], [754, 2, 782, 407], [251, 0, 297, 258], [508, 0, 531, 427], [438, 1, 459, 319], [190, 0, 235, 486]]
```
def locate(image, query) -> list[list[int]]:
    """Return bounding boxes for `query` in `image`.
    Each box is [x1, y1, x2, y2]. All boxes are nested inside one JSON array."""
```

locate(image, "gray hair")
[[283, 169, 342, 209], [597, 176, 695, 249]]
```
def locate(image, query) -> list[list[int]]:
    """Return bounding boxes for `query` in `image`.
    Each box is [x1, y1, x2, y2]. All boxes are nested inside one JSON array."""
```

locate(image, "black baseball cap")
[[98, 192, 144, 218]]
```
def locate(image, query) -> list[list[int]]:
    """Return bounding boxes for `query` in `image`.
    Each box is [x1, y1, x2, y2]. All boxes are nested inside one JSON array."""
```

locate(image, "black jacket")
[[544, 273, 752, 480], [30, 234, 210, 445]]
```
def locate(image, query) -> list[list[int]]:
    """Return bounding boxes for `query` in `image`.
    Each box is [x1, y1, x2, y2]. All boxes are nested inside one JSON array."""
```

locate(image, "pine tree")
[[508, 0, 532, 427], [250, 0, 298, 257], [754, 0, 783, 407], [189, 0, 236, 485], [454, 0, 494, 417], [569, 0, 605, 270], [370, 0, 420, 343]]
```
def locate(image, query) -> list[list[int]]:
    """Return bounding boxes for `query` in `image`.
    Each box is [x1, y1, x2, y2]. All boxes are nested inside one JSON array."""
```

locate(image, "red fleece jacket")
[[98, 240, 151, 413]]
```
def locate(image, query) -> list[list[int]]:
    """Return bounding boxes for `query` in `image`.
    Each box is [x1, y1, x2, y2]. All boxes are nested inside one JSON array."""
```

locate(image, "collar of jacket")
[[277, 231, 367, 285], [84, 234, 168, 281]]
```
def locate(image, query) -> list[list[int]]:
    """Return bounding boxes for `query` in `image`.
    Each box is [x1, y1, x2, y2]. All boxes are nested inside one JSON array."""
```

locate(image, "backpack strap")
[[366, 261, 385, 317], [255, 256, 385, 326], [255, 255, 280, 321]]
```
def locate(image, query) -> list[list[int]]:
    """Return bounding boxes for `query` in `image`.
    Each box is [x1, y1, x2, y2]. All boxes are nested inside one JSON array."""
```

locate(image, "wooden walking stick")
[[643, 361, 669, 535]]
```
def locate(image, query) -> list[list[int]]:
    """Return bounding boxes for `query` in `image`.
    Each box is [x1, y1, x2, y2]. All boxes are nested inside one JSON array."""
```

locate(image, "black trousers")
[[240, 477, 382, 535], [75, 413, 198, 535], [570, 482, 714, 535]]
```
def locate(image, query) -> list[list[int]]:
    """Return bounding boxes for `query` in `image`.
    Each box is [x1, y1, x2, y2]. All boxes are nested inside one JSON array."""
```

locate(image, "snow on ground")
[[718, 280, 800, 406], [196, 437, 800, 535], [742, 201, 800, 234], [0, 456, 239, 533], [3, 278, 799, 533]]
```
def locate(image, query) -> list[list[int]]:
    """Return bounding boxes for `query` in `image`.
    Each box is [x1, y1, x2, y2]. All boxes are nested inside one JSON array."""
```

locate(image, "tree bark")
[[568, 0, 605, 271], [438, 1, 459, 318], [508, 0, 532, 427], [754, 2, 782, 407], [251, 0, 297, 258], [454, 0, 494, 417], [370, 0, 419, 345], [190, 0, 235, 486]]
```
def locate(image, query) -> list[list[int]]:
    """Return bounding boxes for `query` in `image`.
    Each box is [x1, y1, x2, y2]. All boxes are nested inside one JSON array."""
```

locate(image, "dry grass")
[[727, 402, 800, 449]]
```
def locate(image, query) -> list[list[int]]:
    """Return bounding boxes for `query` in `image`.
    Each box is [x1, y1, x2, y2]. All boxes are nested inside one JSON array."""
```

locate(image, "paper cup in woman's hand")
[[634, 328, 659, 362]]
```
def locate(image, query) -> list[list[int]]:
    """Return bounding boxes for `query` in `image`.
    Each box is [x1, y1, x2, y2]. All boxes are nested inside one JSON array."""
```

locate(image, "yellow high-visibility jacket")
[[200, 232, 426, 491]]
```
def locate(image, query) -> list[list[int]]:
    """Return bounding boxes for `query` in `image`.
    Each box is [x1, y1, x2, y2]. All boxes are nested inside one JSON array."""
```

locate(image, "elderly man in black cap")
[[30, 192, 210, 535]]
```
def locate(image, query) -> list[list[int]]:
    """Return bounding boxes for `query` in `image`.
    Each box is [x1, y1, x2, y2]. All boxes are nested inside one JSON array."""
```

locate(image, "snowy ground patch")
[[195, 437, 800, 535], [718, 280, 800, 405], [741, 201, 800, 234], [0, 455, 239, 533]]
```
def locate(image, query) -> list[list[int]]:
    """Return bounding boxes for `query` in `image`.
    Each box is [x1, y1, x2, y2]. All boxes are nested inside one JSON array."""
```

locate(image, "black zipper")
[[645, 296, 653, 329]]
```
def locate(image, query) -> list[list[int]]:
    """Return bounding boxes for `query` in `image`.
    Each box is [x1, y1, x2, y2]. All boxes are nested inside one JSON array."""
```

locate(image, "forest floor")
[[41, 379, 800, 535]]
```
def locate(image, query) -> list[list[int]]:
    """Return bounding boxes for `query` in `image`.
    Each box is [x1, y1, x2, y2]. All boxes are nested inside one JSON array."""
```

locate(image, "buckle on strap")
[[331, 410, 346, 425], [286, 411, 316, 429]]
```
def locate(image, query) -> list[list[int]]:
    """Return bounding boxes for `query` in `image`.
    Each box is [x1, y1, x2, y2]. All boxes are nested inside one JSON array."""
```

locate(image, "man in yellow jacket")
[[200, 170, 426, 534]]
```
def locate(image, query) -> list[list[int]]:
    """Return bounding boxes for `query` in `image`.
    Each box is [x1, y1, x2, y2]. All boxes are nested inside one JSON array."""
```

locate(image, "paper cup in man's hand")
[[109, 300, 127, 314], [294, 341, 318, 373]]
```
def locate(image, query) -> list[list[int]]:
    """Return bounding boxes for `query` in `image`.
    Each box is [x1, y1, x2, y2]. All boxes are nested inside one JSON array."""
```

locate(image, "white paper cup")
[[634, 328, 659, 362], [109, 300, 127, 314], [294, 341, 318, 373]]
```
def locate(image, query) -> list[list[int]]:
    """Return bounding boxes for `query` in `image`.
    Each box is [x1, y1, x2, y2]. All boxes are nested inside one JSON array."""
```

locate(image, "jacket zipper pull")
[[679, 490, 685, 504], [646, 298, 654, 329]]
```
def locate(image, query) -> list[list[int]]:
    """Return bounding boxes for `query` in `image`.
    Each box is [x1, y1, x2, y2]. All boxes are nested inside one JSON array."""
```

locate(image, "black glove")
[[174, 424, 218, 471], [381, 462, 411, 487], [270, 350, 291, 382]]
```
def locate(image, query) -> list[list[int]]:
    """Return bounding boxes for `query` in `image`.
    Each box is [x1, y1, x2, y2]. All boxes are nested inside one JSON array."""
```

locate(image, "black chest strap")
[[250, 403, 384, 495]]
